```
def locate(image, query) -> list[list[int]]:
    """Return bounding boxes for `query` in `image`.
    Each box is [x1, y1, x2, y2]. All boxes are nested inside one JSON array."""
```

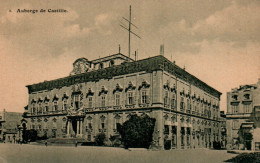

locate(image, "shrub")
[[225, 152, 260, 163], [109, 135, 121, 147], [164, 140, 171, 150], [118, 114, 156, 149], [95, 133, 106, 146]]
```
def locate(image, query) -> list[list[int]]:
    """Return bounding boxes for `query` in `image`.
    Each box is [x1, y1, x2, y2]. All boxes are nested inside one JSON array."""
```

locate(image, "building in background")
[[226, 79, 260, 150], [24, 53, 222, 149], [0, 109, 23, 143], [219, 111, 227, 148]]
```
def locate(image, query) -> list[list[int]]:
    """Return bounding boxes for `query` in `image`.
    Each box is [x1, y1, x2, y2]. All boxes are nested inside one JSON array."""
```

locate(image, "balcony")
[[26, 110, 67, 116], [113, 106, 122, 110], [125, 104, 136, 109], [85, 108, 94, 112], [138, 103, 150, 108], [95, 107, 108, 111]]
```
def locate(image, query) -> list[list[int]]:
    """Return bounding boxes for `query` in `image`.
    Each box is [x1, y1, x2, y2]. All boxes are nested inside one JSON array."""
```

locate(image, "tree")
[[118, 114, 156, 149], [95, 133, 106, 146], [22, 129, 37, 142]]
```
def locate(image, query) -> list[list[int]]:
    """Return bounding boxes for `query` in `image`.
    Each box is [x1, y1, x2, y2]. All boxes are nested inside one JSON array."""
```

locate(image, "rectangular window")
[[171, 94, 176, 109], [181, 127, 185, 146], [32, 103, 36, 114], [38, 103, 42, 114], [63, 99, 68, 110], [88, 97, 93, 108], [45, 102, 49, 112], [164, 91, 169, 105], [128, 92, 133, 105], [187, 128, 191, 146], [88, 134, 91, 141], [53, 101, 58, 111], [88, 123, 92, 129], [74, 95, 80, 109], [101, 96, 106, 107], [232, 105, 238, 113], [142, 91, 147, 104], [244, 104, 250, 113], [164, 125, 169, 134], [172, 126, 177, 135], [187, 99, 190, 110], [116, 123, 120, 131], [180, 97, 184, 111], [115, 94, 120, 106]]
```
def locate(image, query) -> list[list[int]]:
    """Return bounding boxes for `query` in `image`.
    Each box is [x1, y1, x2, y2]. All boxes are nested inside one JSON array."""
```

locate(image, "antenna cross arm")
[[122, 17, 138, 29], [120, 25, 141, 39]]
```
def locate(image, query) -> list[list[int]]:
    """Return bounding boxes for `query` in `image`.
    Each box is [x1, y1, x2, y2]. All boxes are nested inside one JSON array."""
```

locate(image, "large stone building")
[[24, 53, 222, 149], [226, 79, 260, 150], [0, 109, 23, 143]]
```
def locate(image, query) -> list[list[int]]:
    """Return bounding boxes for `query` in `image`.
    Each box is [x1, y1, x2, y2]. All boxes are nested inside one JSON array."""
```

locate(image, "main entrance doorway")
[[71, 119, 78, 135], [67, 117, 84, 138]]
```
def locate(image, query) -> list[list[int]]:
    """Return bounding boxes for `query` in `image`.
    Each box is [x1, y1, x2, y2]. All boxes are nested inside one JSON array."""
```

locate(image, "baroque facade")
[[226, 79, 260, 150], [24, 53, 221, 149]]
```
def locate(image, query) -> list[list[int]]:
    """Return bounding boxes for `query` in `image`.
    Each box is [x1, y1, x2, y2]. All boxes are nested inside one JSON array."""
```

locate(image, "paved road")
[[0, 144, 236, 163]]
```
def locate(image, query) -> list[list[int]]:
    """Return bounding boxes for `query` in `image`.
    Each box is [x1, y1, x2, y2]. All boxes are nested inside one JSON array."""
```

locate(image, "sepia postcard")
[[0, 0, 259, 162]]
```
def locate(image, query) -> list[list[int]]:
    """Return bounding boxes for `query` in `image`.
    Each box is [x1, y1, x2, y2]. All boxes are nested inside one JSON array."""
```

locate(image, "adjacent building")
[[24, 53, 222, 149], [220, 111, 227, 148], [0, 109, 23, 143], [226, 79, 260, 150]]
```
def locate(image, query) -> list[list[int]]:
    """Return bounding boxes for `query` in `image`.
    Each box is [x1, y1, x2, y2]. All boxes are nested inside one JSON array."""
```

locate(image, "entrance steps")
[[46, 137, 87, 144]]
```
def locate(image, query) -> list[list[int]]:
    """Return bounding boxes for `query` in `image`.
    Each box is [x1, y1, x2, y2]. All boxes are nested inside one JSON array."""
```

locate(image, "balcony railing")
[[27, 110, 67, 116]]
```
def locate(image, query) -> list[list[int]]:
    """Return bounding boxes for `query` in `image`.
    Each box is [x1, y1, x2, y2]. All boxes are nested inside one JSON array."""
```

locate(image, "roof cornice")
[[26, 55, 221, 98]]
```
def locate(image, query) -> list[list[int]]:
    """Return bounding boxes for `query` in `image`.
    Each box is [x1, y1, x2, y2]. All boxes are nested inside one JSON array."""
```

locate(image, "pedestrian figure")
[[75, 141, 78, 147], [45, 140, 48, 147]]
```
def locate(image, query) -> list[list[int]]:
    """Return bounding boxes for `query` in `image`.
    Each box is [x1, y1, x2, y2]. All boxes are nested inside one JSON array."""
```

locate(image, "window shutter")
[[147, 95, 150, 104]]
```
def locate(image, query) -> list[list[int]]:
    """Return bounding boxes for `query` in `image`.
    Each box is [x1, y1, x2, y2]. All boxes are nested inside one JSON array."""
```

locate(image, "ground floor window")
[[88, 134, 91, 141], [187, 128, 191, 147], [164, 125, 169, 135], [181, 127, 185, 147]]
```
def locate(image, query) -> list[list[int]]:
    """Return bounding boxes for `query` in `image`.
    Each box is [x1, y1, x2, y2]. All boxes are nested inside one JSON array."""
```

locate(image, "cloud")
[[159, 1, 260, 53], [165, 40, 260, 111], [193, 1, 260, 42]]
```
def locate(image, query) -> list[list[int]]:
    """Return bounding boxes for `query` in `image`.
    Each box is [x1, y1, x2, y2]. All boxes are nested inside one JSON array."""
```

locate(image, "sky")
[[0, 0, 259, 113]]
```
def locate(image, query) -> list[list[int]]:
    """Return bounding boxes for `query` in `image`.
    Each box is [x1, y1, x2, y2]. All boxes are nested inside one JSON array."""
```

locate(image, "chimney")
[[160, 44, 164, 56]]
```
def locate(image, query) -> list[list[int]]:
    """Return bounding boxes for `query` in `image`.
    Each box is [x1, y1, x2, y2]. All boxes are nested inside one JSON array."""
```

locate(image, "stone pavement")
[[0, 143, 236, 163]]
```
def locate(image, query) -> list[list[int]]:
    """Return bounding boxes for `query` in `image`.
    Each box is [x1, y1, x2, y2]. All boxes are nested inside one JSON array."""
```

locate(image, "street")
[[0, 144, 236, 163]]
